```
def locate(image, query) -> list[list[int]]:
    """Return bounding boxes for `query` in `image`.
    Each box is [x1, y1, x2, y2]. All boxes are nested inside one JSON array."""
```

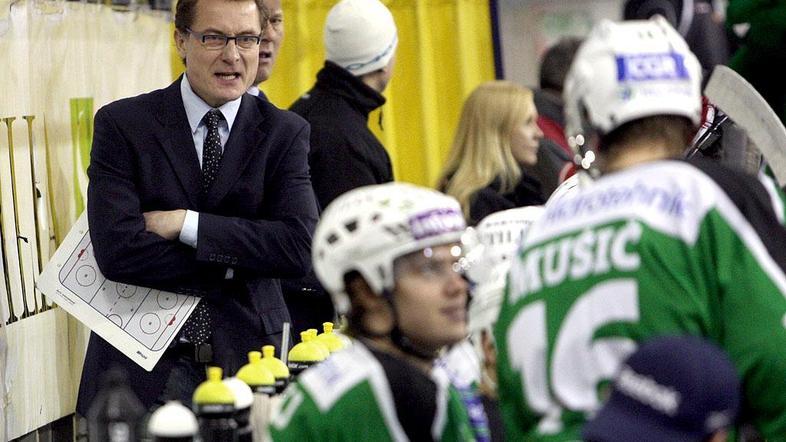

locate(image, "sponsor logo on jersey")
[[616, 52, 689, 82], [546, 182, 686, 223], [510, 221, 642, 302], [409, 208, 464, 240]]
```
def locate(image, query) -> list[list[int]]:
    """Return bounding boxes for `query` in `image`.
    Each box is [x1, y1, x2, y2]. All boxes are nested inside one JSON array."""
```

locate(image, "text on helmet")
[[409, 208, 464, 241], [616, 52, 689, 82]]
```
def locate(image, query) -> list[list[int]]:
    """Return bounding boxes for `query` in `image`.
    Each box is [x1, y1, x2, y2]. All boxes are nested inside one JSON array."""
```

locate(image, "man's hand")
[[143, 209, 186, 240]]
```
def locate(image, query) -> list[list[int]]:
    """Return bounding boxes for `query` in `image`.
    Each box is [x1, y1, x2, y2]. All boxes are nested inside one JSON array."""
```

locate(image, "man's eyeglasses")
[[186, 28, 261, 50]]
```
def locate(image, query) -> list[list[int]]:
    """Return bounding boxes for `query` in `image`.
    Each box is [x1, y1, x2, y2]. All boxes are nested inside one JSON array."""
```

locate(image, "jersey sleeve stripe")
[[713, 185, 786, 300], [759, 171, 786, 225], [689, 158, 786, 279]]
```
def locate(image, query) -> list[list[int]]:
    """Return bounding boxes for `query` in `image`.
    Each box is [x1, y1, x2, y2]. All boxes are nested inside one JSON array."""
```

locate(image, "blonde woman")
[[438, 81, 545, 225]]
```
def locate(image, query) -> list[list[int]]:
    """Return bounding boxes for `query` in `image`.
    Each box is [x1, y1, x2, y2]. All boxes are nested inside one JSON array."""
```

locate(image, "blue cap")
[[582, 335, 741, 442]]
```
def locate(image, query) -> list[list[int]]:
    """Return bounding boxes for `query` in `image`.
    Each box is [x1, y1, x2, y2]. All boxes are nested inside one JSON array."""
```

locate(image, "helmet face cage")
[[466, 207, 545, 338], [564, 16, 702, 175], [312, 183, 467, 316]]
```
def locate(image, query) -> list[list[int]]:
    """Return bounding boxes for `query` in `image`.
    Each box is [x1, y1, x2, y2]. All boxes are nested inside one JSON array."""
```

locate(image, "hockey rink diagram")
[[57, 231, 197, 351]]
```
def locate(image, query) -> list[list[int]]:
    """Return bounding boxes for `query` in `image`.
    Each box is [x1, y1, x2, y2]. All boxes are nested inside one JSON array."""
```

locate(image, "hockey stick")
[[24, 115, 52, 312], [0, 197, 18, 326], [702, 65, 786, 186], [0, 119, 18, 325], [43, 115, 59, 248], [4, 117, 35, 318]]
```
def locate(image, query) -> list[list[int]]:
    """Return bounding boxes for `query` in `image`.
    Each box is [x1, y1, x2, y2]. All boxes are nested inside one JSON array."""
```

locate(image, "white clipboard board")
[[37, 212, 199, 371]]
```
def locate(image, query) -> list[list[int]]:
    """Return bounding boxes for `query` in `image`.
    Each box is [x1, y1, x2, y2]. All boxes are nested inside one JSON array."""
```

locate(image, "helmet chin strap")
[[381, 288, 441, 362]]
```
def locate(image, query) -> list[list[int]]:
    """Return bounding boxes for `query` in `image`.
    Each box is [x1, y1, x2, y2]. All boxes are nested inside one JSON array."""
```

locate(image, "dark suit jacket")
[[76, 78, 319, 413]]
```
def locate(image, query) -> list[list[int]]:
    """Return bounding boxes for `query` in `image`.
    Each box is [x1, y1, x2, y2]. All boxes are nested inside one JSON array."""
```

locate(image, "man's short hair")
[[539, 37, 583, 93], [602, 115, 695, 159], [175, 0, 268, 33]]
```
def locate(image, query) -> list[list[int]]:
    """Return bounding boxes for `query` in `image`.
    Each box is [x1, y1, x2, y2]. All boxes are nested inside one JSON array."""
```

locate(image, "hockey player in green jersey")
[[495, 16, 786, 441], [267, 182, 476, 441]]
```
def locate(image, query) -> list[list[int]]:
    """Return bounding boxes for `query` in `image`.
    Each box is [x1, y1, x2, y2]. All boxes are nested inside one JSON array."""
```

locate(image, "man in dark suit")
[[76, 0, 318, 413]]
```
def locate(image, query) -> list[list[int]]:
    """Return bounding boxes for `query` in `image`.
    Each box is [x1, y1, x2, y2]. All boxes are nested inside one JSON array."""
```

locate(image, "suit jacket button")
[[209, 253, 216, 262]]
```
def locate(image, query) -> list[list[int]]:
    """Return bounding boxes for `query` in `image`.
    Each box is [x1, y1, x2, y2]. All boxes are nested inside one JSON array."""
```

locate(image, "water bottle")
[[86, 367, 145, 442], [259, 345, 290, 394], [192, 366, 237, 442], [222, 377, 254, 442]]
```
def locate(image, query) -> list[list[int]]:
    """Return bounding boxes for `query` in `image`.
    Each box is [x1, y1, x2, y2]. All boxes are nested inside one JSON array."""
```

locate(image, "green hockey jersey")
[[495, 159, 786, 441], [267, 340, 476, 441]]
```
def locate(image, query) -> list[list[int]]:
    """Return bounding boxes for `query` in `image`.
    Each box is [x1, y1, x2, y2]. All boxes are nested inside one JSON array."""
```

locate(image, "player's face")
[[392, 244, 468, 353], [175, 0, 261, 107], [510, 111, 543, 166], [255, 0, 283, 83]]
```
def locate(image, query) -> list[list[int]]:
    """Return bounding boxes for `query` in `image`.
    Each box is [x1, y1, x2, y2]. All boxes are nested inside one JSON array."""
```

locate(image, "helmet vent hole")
[[327, 233, 339, 245], [371, 213, 381, 223], [345, 220, 358, 232]]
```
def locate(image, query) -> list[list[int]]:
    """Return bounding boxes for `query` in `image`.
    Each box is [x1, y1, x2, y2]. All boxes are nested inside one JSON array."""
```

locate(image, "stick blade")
[[704, 65, 786, 186]]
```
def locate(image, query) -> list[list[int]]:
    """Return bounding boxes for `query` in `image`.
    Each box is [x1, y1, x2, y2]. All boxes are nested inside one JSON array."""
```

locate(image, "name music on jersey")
[[509, 221, 642, 302]]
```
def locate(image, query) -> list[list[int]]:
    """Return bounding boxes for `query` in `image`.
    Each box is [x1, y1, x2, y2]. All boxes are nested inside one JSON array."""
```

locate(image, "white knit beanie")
[[324, 0, 398, 77]]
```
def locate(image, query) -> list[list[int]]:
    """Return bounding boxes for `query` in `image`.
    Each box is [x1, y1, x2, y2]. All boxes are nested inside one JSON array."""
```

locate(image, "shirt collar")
[[181, 74, 242, 134]]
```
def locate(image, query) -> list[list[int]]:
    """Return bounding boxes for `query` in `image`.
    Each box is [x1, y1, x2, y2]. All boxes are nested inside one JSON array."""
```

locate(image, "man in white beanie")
[[287, 0, 398, 333]]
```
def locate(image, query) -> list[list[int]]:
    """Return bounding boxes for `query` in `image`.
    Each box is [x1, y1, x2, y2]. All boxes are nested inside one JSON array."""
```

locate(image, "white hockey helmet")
[[466, 206, 545, 338], [312, 182, 467, 315], [564, 17, 702, 162]]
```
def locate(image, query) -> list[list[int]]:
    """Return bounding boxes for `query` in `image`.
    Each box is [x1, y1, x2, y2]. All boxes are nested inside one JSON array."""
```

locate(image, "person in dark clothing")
[[290, 0, 397, 210], [290, 61, 394, 207], [77, 0, 318, 413], [286, 0, 398, 333], [529, 37, 583, 198], [438, 81, 544, 226], [467, 175, 544, 227], [247, 0, 284, 100]]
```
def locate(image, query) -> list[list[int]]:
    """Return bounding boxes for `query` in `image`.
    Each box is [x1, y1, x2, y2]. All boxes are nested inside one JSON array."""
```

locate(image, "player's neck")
[[600, 140, 680, 175], [364, 337, 435, 374]]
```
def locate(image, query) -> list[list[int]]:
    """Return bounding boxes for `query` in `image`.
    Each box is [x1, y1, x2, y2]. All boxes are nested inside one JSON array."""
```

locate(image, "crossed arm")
[[87, 104, 319, 290]]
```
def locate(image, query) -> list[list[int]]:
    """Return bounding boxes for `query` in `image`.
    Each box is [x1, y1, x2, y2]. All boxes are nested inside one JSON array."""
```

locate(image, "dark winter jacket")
[[290, 61, 393, 210], [468, 174, 545, 226]]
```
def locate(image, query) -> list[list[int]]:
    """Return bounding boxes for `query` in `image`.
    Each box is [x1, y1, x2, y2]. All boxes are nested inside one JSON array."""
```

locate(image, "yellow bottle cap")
[[236, 351, 276, 391], [260, 345, 290, 379], [316, 322, 345, 352], [307, 328, 331, 359], [289, 331, 325, 363], [192, 367, 234, 406]]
